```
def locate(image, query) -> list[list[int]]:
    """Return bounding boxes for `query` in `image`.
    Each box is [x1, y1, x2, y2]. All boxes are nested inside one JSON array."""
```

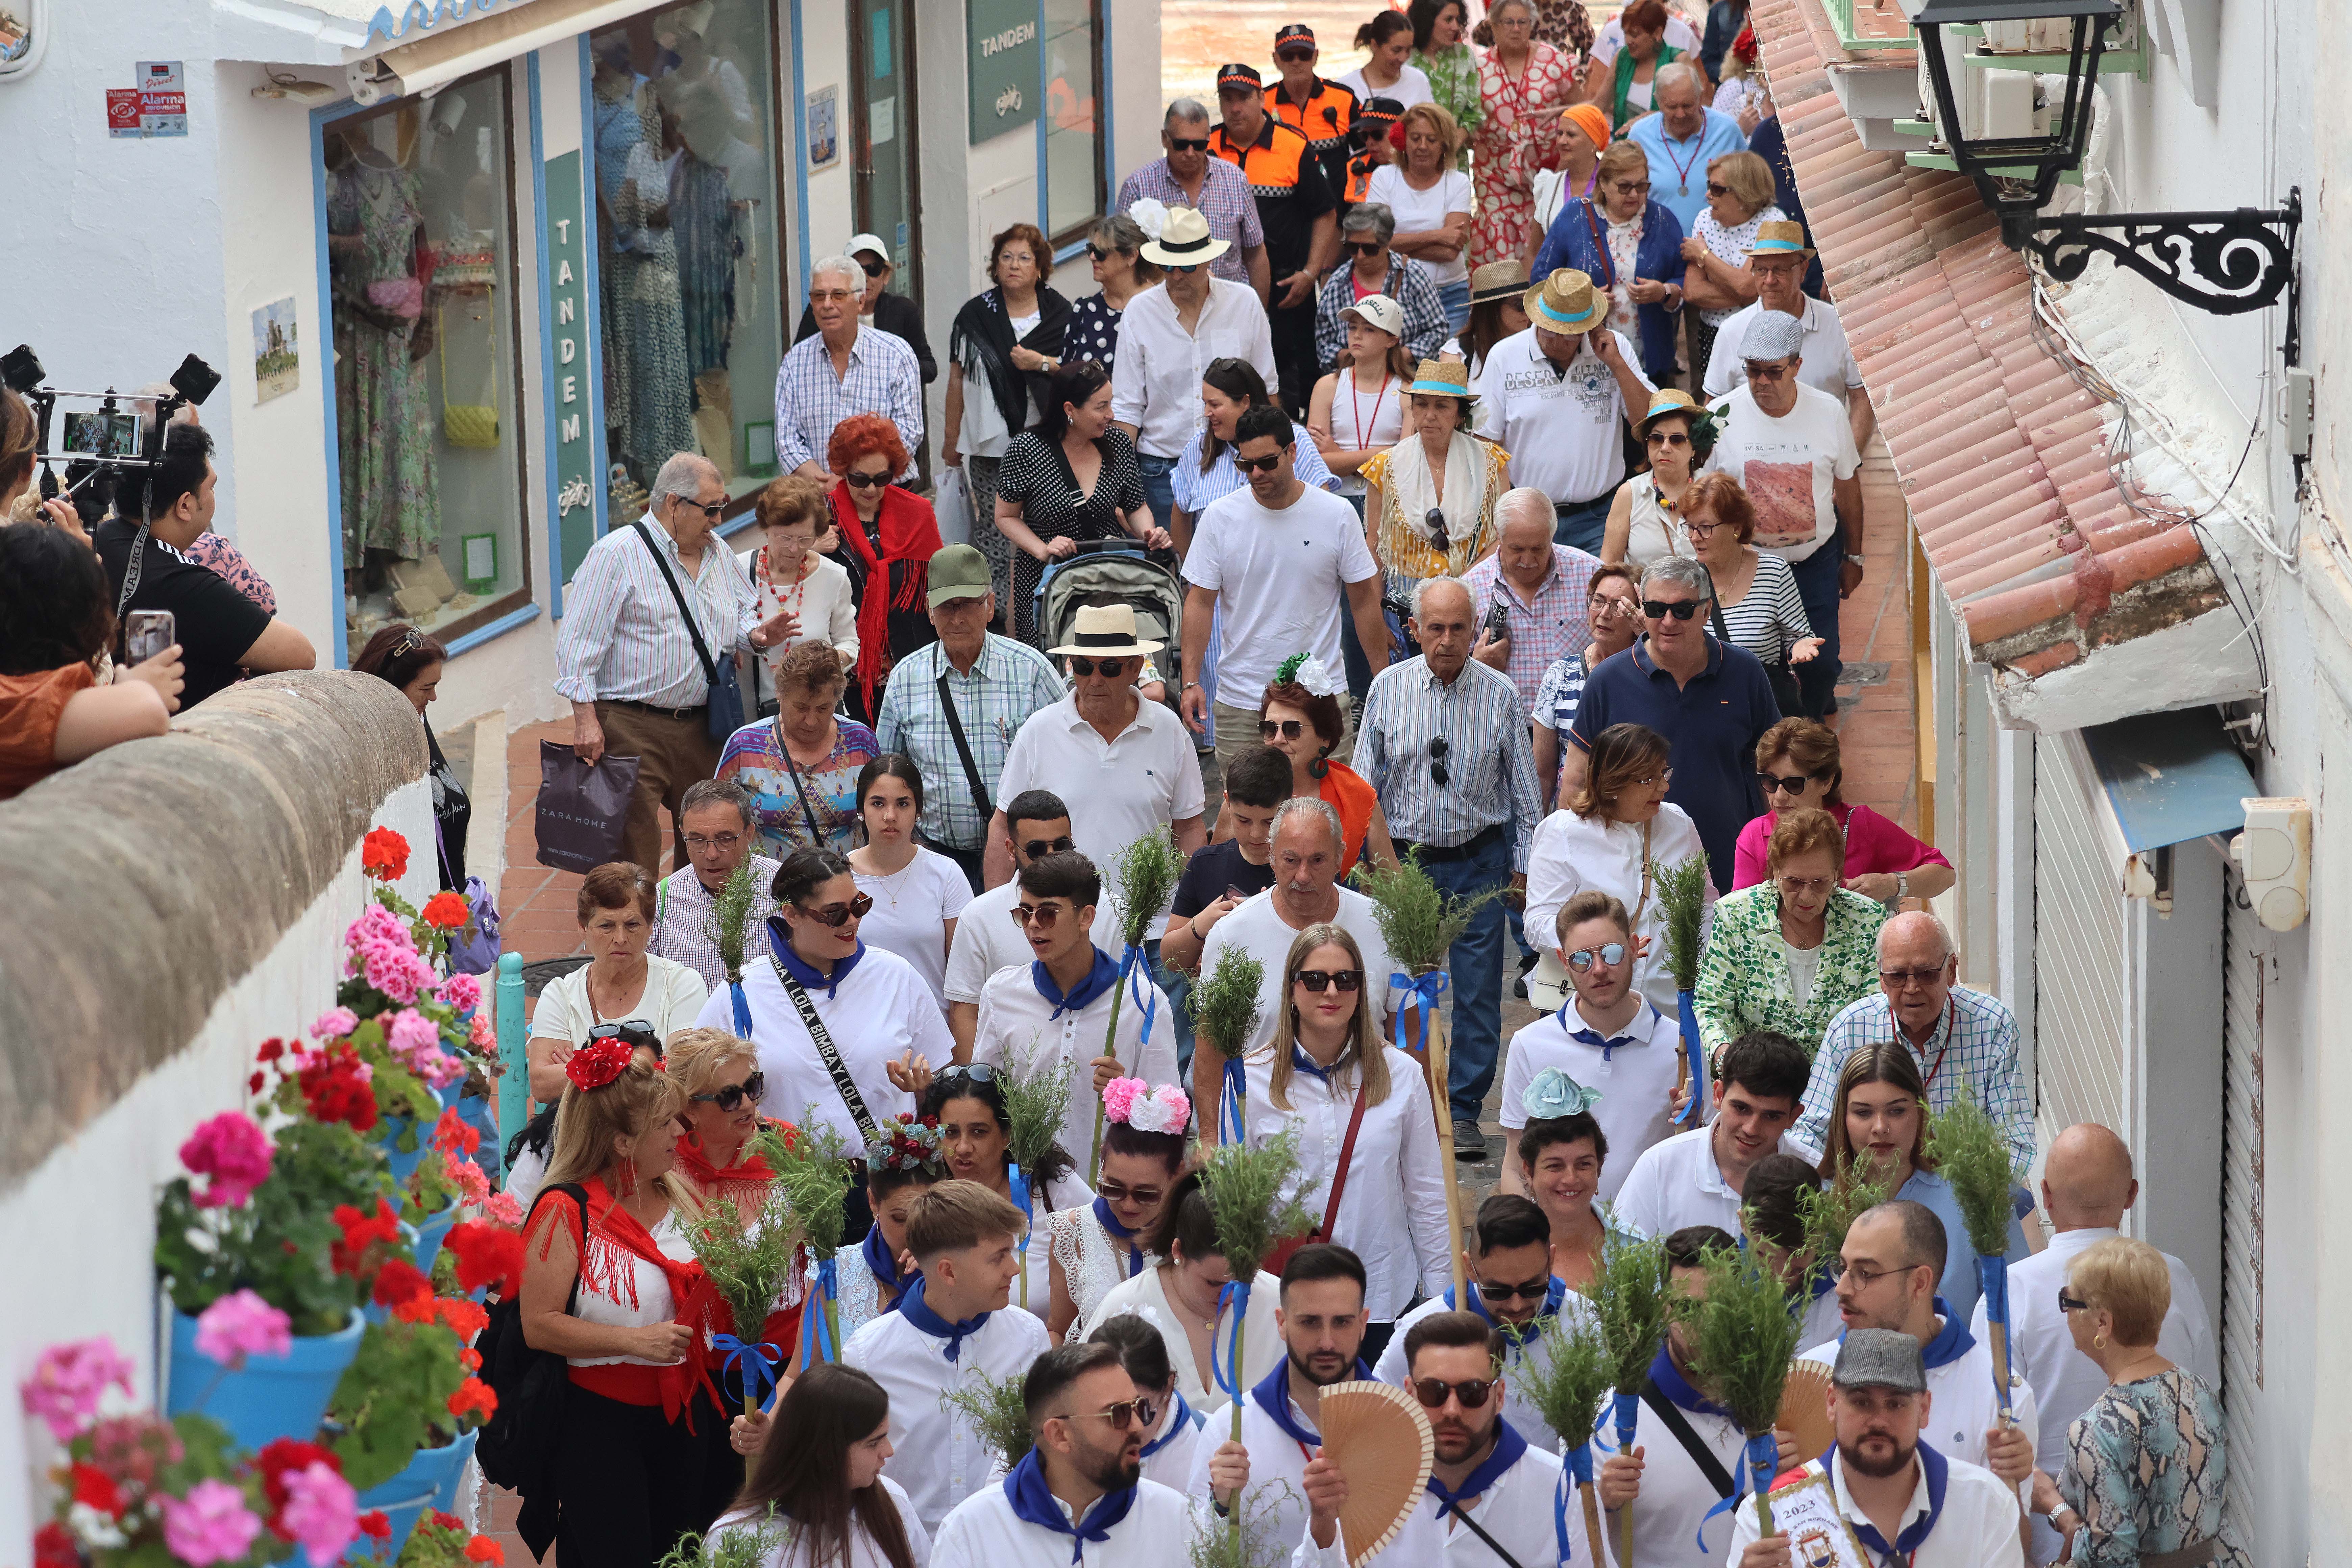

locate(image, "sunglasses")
[[1237, 451, 1286, 473], [586, 1019, 659, 1052], [1068, 656, 1132, 678], [1642, 599, 1706, 620], [797, 891, 874, 927], [1168, 137, 1210, 152], [1429, 734, 1451, 787], [1294, 968, 1363, 993], [677, 498, 726, 520], [858, 256, 888, 277], [1425, 507, 1450, 553], [935, 1063, 1001, 1089], [692, 1072, 767, 1111], [2057, 1289, 2091, 1314], [1022, 835, 1075, 860], [1412, 1376, 1495, 1410], [1167, 261, 1206, 274], [1276, 48, 1315, 62], [1474, 1275, 1552, 1303], [1011, 902, 1075, 928], [844, 470, 891, 488], [1647, 428, 1692, 448], [1705, 181, 1730, 196], [1757, 772, 1819, 795], [1097, 1178, 1167, 1206], [1071, 1401, 1145, 1429], [1345, 239, 1385, 256], [1087, 244, 1126, 262], [1260, 718, 1306, 740], [1564, 942, 1627, 971], [1744, 359, 1796, 382], [1610, 180, 1651, 195]]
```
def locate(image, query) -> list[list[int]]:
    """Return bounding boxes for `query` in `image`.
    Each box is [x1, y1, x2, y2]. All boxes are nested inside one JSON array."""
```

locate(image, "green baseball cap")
[[926, 544, 991, 607]]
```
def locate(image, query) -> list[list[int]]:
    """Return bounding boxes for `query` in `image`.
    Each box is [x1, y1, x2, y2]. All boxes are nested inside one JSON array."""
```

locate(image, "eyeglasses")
[[1346, 240, 1385, 256], [1429, 735, 1451, 787], [1071, 1401, 1144, 1429], [1011, 902, 1074, 928], [1167, 137, 1210, 152], [1776, 876, 1836, 896], [1743, 359, 1796, 383], [1260, 718, 1306, 740], [858, 256, 888, 277], [1021, 834, 1075, 860], [1425, 507, 1451, 553], [1757, 772, 1819, 795], [1236, 451, 1286, 473], [844, 470, 891, 488], [1705, 181, 1731, 196], [1879, 966, 1946, 988], [2057, 1288, 2091, 1315], [1097, 1179, 1167, 1206], [797, 892, 874, 927], [1839, 1260, 1919, 1288], [1474, 1275, 1553, 1304], [1642, 599, 1706, 620], [1294, 968, 1363, 993], [1068, 657, 1132, 678], [1681, 519, 1728, 541], [692, 1072, 767, 1111], [1564, 942, 1628, 972], [1411, 1376, 1495, 1410], [683, 830, 745, 853]]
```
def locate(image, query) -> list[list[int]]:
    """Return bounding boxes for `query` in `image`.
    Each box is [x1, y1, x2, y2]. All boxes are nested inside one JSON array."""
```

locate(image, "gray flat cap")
[[1832, 1328, 1927, 1393], [1742, 310, 1806, 363]]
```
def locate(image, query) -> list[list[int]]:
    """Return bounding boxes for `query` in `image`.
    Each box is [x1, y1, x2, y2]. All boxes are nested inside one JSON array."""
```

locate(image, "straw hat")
[[1339, 294, 1405, 340], [1468, 259, 1529, 307], [1139, 206, 1232, 268], [1314, 1382, 1435, 1568], [1523, 268, 1607, 334], [1404, 359, 1477, 410], [1745, 218, 1816, 262], [1633, 387, 1718, 443], [1047, 602, 1163, 658]]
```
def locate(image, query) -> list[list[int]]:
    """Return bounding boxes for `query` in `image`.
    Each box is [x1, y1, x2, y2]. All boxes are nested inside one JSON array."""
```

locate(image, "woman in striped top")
[[1681, 471, 1816, 711]]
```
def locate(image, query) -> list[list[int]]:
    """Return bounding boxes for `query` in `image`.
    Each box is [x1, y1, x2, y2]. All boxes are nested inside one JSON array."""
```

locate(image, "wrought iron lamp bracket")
[[2012, 189, 2301, 327]]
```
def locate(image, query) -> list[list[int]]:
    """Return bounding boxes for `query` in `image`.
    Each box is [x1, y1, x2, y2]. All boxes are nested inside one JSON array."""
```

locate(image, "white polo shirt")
[[1705, 382, 1862, 563], [845, 1301, 1054, 1533], [1702, 297, 1864, 402], [1726, 1448, 2025, 1568], [944, 881, 1123, 1004], [1797, 1320, 2039, 1507], [1612, 1123, 1786, 1242], [1472, 327, 1656, 507], [1497, 1000, 1685, 1203], [1371, 1289, 1601, 1455], [1191, 1388, 1450, 1568], [996, 695, 1205, 916], [971, 957, 1179, 1159]]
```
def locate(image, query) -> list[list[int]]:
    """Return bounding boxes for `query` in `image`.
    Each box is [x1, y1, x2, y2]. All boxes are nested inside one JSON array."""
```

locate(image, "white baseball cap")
[[1339, 294, 1406, 341], [846, 233, 890, 263]]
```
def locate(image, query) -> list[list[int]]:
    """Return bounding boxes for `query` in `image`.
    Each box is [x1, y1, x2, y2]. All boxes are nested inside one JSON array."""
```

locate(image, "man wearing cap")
[[793, 232, 937, 386], [1111, 209, 1279, 534], [1313, 204, 1449, 371], [1625, 64, 1749, 238], [874, 545, 1067, 891], [1705, 308, 1863, 718], [1212, 63, 1341, 413], [1472, 269, 1656, 554], [992, 604, 1206, 892], [1738, 1329, 2025, 1567], [1266, 25, 1361, 204], [1701, 221, 1870, 447], [1116, 101, 1271, 297]]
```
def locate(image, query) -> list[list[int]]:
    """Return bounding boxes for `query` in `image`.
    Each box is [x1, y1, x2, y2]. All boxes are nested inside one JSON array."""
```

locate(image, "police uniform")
[[1343, 99, 1404, 205], [1265, 77, 1357, 203], [1211, 71, 1338, 413]]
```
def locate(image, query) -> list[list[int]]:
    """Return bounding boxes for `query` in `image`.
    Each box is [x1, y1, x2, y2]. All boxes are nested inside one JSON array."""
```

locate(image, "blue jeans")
[[1160, 957, 1199, 1079], [1415, 830, 1513, 1126], [1553, 494, 1612, 554], [1436, 279, 1471, 334], [1138, 451, 1177, 536], [1789, 540, 1845, 716]]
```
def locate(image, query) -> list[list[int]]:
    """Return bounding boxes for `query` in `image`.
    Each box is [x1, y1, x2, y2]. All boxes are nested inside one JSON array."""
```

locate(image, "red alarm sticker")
[[107, 88, 143, 137]]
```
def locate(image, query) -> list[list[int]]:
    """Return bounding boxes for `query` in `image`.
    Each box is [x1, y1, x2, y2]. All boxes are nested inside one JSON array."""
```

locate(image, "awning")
[[360, 0, 650, 98], [2077, 706, 2254, 907]]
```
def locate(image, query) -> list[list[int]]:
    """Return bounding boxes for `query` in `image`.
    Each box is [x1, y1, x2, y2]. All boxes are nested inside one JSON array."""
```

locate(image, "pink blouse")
[[1731, 801, 1951, 890]]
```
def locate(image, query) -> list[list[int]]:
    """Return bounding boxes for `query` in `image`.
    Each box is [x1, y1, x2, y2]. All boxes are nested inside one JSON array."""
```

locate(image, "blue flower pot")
[[167, 1307, 364, 1450], [454, 1095, 501, 1182], [348, 1427, 479, 1564], [411, 1205, 458, 1271], [376, 1115, 429, 1187]]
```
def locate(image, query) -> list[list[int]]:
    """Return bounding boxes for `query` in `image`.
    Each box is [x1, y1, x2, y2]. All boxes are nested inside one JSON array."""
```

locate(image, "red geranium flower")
[[256, 1038, 286, 1063], [447, 1377, 497, 1425], [357, 1512, 391, 1540], [254, 1439, 343, 1526], [361, 828, 410, 881], [332, 1198, 402, 1277], [435, 1296, 490, 1340], [431, 1513, 463, 1533], [371, 1258, 432, 1309], [34, 1521, 80, 1568], [431, 1107, 481, 1157], [298, 1044, 379, 1133], [421, 891, 470, 930], [465, 1537, 505, 1564], [69, 1462, 124, 1518], [446, 1221, 525, 1296]]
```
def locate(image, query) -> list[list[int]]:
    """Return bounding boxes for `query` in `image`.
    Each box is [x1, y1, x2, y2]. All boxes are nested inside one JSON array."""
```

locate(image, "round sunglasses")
[[796, 891, 874, 928], [1564, 942, 1627, 972], [1412, 1376, 1495, 1410]]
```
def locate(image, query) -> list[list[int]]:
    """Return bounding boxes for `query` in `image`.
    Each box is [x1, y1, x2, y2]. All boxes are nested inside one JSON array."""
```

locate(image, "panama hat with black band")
[[1468, 260, 1529, 308], [1046, 602, 1164, 658], [1140, 206, 1233, 270]]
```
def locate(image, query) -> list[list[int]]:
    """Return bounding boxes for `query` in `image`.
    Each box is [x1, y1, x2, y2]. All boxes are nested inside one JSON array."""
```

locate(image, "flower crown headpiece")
[[1274, 652, 1346, 699], [1101, 1078, 1191, 1136], [866, 1112, 950, 1173], [1520, 1066, 1602, 1121], [566, 1038, 636, 1092]]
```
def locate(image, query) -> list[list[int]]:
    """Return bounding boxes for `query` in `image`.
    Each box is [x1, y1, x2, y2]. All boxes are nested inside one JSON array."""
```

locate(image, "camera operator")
[[96, 423, 314, 709]]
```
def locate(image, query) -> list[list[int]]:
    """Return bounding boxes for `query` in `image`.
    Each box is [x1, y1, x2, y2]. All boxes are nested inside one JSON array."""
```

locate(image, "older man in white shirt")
[[774, 254, 925, 484]]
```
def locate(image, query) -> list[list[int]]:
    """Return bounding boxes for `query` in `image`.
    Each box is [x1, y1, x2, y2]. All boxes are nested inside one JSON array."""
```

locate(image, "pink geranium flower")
[[19, 1338, 135, 1441], [481, 1192, 523, 1227], [278, 1462, 360, 1567], [158, 1479, 262, 1567], [1100, 1077, 1144, 1124], [193, 1290, 291, 1367], [310, 1007, 359, 1042], [180, 1112, 273, 1209], [439, 973, 482, 1014]]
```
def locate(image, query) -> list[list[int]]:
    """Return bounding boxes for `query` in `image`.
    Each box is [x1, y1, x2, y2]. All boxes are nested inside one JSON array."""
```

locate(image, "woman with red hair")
[[824, 414, 944, 721]]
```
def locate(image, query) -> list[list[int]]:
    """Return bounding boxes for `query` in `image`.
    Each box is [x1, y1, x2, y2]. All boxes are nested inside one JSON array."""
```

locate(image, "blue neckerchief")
[[1001, 1449, 1138, 1564], [1035, 949, 1120, 1019], [1832, 1441, 1949, 1560], [1444, 1278, 1568, 1353], [1647, 1348, 1737, 1422], [898, 1275, 989, 1362], [1835, 1298, 1975, 1371], [1248, 1360, 1373, 1448], [1559, 999, 1654, 1061], [1427, 1417, 1530, 1518], [1290, 1047, 1338, 1085], [1141, 1391, 1195, 1459], [767, 916, 865, 1000], [1092, 1196, 1146, 1277], [861, 1224, 910, 1311]]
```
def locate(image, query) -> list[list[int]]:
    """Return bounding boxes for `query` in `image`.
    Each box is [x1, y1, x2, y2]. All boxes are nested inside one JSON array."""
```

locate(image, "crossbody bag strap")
[[935, 665, 994, 821], [1317, 1079, 1373, 1239], [1581, 199, 1615, 290], [1432, 1496, 1529, 1568], [1631, 818, 1655, 926], [1638, 1380, 1739, 1500], [769, 955, 883, 1145], [777, 741, 832, 847], [632, 521, 722, 690]]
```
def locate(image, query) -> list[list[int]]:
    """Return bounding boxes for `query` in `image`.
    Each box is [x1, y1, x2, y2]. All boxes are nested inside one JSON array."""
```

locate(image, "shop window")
[[589, 0, 785, 521], [1042, 0, 1104, 244], [324, 70, 530, 652]]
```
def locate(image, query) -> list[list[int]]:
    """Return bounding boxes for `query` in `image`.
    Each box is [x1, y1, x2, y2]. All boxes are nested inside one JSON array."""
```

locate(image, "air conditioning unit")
[[1912, 0, 2136, 150]]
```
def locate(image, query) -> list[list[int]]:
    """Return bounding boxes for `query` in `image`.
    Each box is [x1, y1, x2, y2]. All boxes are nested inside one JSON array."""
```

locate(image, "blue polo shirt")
[[1567, 635, 1778, 891], [1627, 107, 1750, 235]]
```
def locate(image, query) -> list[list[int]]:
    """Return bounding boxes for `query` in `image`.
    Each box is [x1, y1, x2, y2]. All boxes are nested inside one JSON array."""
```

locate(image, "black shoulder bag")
[[477, 1182, 587, 1533], [632, 521, 746, 740], [936, 664, 994, 826], [1638, 1378, 1740, 1502], [770, 956, 883, 1144]]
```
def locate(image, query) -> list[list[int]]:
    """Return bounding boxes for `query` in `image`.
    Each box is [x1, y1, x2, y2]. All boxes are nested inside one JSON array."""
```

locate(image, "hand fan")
[[1313, 1381, 1434, 1568], [1775, 1359, 1837, 1464]]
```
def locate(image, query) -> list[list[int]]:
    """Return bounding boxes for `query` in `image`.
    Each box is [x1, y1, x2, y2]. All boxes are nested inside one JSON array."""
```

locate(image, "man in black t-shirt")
[[96, 424, 314, 709], [1161, 744, 1295, 980]]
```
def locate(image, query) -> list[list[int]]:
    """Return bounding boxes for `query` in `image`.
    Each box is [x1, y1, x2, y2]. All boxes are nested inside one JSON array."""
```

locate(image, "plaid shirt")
[[1313, 252, 1451, 371], [873, 634, 1066, 850], [1462, 546, 1602, 715], [1796, 984, 2035, 1177], [770, 324, 924, 477], [1114, 158, 1263, 285], [648, 855, 781, 994]]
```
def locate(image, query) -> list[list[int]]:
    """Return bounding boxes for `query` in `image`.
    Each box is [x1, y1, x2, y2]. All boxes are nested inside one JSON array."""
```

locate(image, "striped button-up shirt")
[[1113, 158, 1264, 286], [770, 324, 924, 478], [873, 634, 1065, 850], [1356, 656, 1543, 872], [1795, 984, 2034, 1176], [1462, 545, 1602, 716], [553, 517, 762, 707], [649, 854, 781, 993]]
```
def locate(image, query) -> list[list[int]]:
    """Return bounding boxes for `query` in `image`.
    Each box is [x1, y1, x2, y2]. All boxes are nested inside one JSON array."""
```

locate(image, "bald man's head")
[[2042, 1123, 2137, 1230]]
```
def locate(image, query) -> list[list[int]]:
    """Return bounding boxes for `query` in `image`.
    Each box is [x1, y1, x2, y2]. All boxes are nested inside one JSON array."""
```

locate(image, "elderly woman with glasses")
[[1675, 469, 1818, 716], [1676, 150, 1783, 386], [1693, 806, 1886, 1061], [1733, 717, 1954, 900], [1313, 206, 1451, 376], [1530, 140, 1687, 386], [528, 862, 711, 1103]]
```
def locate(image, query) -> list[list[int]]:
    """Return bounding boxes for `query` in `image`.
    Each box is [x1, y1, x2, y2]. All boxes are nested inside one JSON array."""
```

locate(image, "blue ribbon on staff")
[[1390, 970, 1449, 1056], [709, 1333, 784, 1411], [730, 979, 752, 1038], [1553, 1435, 1596, 1564], [1672, 989, 1705, 1125], [1695, 1433, 1781, 1551], [1118, 941, 1159, 1049], [793, 1254, 840, 1370], [1979, 1251, 2014, 1423], [1212, 1278, 1251, 1396], [1221, 1057, 1247, 1144]]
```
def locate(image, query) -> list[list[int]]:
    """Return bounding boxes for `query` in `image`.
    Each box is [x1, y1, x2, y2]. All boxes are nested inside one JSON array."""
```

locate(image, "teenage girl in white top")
[[1307, 299, 1411, 504]]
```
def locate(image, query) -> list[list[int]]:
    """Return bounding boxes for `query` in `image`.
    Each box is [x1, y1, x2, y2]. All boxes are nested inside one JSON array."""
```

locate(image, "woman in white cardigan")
[[739, 475, 858, 716]]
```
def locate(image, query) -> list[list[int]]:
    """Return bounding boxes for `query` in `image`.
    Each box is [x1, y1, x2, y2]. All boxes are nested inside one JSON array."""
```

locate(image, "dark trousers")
[[1271, 300, 1320, 415], [595, 700, 722, 878], [1401, 829, 1514, 1125], [1553, 495, 1612, 554], [1789, 540, 1846, 716], [554, 1386, 705, 1568], [1359, 1319, 1400, 1369]]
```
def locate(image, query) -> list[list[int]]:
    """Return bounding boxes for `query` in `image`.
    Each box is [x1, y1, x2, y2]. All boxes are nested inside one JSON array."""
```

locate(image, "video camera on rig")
[[1, 344, 220, 526]]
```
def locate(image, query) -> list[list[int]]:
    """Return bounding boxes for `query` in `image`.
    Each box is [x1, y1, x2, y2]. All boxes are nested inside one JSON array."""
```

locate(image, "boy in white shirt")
[[1612, 1031, 1807, 1240], [1740, 1153, 1848, 1352]]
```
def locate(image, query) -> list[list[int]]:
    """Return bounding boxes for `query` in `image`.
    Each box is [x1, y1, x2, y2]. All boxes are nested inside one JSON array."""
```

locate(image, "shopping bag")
[[934, 464, 973, 547], [535, 740, 640, 874]]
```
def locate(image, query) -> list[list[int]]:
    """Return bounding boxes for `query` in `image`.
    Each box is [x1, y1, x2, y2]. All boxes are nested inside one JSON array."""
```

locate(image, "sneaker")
[[1513, 948, 1539, 1000], [1452, 1118, 1485, 1162]]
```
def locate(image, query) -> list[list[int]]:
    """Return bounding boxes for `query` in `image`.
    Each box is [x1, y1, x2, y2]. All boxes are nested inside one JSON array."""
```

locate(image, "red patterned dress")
[[1472, 42, 1580, 267]]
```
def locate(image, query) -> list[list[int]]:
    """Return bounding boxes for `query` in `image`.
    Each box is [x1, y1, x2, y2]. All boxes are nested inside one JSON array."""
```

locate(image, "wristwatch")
[[1844, 552, 1866, 564]]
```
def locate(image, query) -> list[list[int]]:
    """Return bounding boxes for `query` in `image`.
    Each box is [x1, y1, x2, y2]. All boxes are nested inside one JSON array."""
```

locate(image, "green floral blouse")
[[1693, 884, 1887, 1055], [1415, 44, 1484, 167]]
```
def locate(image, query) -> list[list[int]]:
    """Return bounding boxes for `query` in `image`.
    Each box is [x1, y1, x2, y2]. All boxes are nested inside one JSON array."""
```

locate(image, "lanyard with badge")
[[1914, 996, 1958, 1089]]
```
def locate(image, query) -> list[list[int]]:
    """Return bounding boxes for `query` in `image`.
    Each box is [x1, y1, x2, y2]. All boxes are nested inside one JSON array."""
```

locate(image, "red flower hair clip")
[[566, 1038, 635, 1092]]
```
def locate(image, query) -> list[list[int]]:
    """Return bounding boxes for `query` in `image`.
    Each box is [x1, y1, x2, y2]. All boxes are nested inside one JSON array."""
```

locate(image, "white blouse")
[[1082, 1266, 1287, 1409], [568, 1206, 696, 1367], [709, 1477, 933, 1568], [1621, 473, 1699, 571], [1046, 1203, 1140, 1341], [1238, 1047, 1451, 1322], [1523, 803, 1716, 1013], [1011, 1170, 1095, 1320], [528, 955, 710, 1052]]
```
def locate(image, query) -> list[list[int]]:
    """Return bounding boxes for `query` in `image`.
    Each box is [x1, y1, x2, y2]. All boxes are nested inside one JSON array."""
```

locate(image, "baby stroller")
[[1033, 539, 1186, 668]]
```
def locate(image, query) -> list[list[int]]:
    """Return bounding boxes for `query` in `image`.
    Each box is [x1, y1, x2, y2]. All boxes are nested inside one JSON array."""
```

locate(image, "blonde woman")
[[519, 1046, 708, 1568], [1365, 103, 1475, 328], [1359, 359, 1511, 603], [1238, 923, 1449, 1362], [1676, 150, 1783, 393]]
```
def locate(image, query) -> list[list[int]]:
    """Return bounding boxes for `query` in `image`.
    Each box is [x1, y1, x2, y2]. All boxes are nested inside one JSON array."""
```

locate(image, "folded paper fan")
[[1313, 1381, 1435, 1568], [1776, 1360, 1836, 1463]]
